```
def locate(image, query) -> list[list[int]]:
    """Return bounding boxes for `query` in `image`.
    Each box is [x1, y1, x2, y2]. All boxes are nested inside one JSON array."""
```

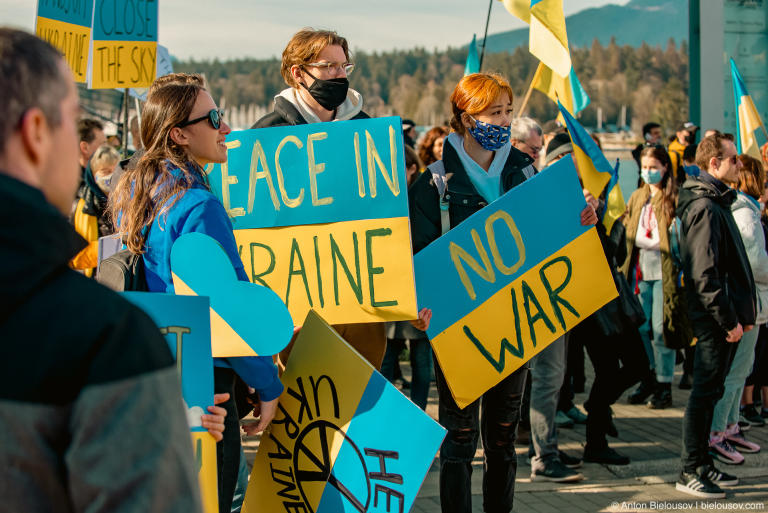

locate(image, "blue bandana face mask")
[[641, 167, 663, 185], [468, 116, 511, 151]]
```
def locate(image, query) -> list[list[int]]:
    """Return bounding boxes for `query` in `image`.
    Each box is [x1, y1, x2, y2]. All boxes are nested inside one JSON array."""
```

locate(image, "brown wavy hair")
[[736, 154, 766, 200], [418, 126, 449, 166], [640, 145, 678, 221], [280, 28, 350, 88], [109, 73, 208, 254]]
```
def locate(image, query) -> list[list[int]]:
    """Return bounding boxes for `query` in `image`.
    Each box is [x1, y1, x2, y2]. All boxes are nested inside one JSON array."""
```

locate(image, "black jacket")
[[75, 165, 112, 236], [676, 172, 756, 333], [0, 174, 201, 512], [252, 96, 369, 129], [409, 140, 536, 254]]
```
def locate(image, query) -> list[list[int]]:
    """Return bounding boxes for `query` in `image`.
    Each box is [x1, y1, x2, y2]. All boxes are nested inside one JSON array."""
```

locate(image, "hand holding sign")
[[171, 232, 294, 357]]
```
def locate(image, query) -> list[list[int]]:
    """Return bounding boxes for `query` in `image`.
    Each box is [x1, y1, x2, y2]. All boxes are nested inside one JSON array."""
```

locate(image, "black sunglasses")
[[177, 109, 223, 129]]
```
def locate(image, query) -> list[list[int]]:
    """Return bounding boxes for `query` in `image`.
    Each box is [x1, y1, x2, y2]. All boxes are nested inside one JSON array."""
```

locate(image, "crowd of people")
[[3, 23, 768, 513]]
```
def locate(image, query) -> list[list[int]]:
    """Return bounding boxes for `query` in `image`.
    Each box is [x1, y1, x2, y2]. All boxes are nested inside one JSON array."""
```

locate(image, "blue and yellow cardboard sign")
[[207, 117, 418, 325], [35, 0, 95, 82], [414, 156, 617, 409], [122, 292, 218, 513], [170, 232, 294, 358], [243, 310, 445, 513], [88, 0, 158, 89]]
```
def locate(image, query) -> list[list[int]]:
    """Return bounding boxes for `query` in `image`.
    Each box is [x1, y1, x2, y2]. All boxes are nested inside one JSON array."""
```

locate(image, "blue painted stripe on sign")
[[91, 0, 158, 41], [37, 0, 95, 27]]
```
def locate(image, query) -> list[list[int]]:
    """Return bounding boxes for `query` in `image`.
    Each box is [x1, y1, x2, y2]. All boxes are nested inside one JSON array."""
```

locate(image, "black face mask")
[[301, 69, 349, 111]]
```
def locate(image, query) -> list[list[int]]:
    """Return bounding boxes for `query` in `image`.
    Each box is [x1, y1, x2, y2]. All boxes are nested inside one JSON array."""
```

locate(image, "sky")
[[5, 0, 630, 60]]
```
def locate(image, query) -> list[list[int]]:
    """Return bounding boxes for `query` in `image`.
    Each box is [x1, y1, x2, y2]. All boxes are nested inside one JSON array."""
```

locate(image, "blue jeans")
[[381, 337, 432, 410], [638, 280, 676, 383], [711, 327, 759, 432]]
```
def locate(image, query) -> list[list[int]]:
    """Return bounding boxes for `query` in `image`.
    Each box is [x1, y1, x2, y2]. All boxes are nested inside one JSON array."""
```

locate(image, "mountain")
[[481, 0, 687, 52]]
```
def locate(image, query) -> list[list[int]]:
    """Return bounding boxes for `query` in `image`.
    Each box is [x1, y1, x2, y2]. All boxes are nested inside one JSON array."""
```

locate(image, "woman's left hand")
[[580, 190, 598, 226], [409, 308, 432, 332], [201, 393, 230, 442]]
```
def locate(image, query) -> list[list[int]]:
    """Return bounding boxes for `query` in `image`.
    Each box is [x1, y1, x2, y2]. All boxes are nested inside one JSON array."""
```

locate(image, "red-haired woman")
[[408, 73, 596, 513]]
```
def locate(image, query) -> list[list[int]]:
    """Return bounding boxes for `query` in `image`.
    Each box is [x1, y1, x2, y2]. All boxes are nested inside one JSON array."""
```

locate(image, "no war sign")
[[206, 117, 418, 325], [414, 156, 617, 409]]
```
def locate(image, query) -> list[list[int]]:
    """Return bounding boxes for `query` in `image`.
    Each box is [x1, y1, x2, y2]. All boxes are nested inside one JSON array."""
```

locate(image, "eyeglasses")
[[177, 109, 224, 130], [717, 155, 739, 165], [303, 61, 355, 76]]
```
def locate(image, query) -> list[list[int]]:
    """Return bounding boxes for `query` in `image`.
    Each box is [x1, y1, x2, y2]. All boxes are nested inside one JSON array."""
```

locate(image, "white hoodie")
[[732, 191, 768, 323], [275, 87, 364, 124]]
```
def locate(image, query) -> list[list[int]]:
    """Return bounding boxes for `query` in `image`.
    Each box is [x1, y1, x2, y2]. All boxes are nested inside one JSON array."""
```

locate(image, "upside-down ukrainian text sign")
[[207, 117, 418, 325], [414, 156, 617, 408], [243, 310, 445, 513]]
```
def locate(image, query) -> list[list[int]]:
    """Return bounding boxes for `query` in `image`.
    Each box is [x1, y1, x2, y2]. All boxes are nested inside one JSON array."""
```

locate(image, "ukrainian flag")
[[465, 34, 480, 76], [730, 58, 766, 160], [557, 100, 612, 200], [602, 159, 626, 235], [532, 61, 590, 115], [501, 0, 571, 77]]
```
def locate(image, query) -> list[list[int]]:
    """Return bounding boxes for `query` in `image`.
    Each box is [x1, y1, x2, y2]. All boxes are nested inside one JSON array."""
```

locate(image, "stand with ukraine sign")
[[206, 117, 418, 325], [414, 156, 617, 408]]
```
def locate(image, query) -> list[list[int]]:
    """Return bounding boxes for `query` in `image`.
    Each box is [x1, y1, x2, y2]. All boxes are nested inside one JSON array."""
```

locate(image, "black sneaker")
[[676, 471, 726, 499], [531, 458, 584, 482], [558, 450, 583, 469], [741, 405, 766, 427], [628, 380, 655, 404], [648, 385, 672, 409], [583, 445, 630, 465], [701, 465, 739, 487]]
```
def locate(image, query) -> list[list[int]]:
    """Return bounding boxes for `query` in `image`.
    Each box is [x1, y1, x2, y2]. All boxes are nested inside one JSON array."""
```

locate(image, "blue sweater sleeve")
[[182, 194, 282, 399]]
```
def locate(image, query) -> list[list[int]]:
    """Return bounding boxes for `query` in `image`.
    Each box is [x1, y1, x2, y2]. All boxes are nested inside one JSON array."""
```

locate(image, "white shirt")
[[635, 200, 662, 281]]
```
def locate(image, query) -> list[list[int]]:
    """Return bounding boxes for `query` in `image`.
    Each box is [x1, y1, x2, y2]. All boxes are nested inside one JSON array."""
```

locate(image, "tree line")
[[174, 37, 688, 133]]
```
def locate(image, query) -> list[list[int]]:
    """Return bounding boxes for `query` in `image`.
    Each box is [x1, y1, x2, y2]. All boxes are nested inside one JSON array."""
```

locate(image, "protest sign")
[[123, 44, 172, 101], [206, 117, 418, 325], [122, 292, 217, 513], [35, 0, 95, 82], [242, 310, 445, 513], [88, 0, 158, 89], [171, 232, 294, 357], [414, 156, 618, 409]]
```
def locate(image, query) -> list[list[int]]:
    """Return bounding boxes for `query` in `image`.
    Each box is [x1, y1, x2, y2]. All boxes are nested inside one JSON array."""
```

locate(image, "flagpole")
[[479, 0, 493, 70], [516, 64, 542, 118]]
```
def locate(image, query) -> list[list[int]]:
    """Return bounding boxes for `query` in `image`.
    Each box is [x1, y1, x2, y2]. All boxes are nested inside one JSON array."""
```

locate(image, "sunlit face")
[[40, 61, 81, 215], [299, 44, 349, 85], [177, 90, 231, 167], [513, 130, 542, 160], [711, 140, 743, 184], [468, 92, 513, 128], [640, 156, 666, 175], [80, 128, 106, 163], [432, 135, 445, 161], [648, 126, 662, 144]]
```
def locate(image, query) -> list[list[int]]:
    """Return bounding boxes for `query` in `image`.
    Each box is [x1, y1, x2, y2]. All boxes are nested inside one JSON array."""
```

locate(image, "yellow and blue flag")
[[501, 0, 571, 77], [602, 159, 626, 235], [730, 58, 766, 160], [465, 34, 480, 75], [532, 62, 590, 115], [529, 0, 571, 77], [557, 100, 612, 199]]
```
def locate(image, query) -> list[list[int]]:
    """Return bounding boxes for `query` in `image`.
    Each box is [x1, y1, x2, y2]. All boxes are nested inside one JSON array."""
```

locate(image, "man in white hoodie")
[[253, 28, 367, 128]]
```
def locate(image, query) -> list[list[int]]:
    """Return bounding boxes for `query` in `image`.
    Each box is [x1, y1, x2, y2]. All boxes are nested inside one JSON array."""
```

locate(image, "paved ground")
[[243, 360, 768, 512]]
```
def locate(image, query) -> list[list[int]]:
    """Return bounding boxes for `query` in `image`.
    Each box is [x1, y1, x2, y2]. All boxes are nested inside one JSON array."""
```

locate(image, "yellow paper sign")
[[234, 217, 417, 325], [89, 40, 157, 88]]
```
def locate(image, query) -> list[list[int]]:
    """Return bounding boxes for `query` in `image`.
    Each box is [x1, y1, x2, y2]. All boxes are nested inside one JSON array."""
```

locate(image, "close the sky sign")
[[35, 0, 95, 82], [88, 0, 158, 88], [207, 117, 418, 325], [414, 156, 618, 409]]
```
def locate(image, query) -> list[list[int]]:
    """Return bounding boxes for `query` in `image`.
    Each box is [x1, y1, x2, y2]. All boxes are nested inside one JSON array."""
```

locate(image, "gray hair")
[[0, 28, 68, 152], [510, 117, 542, 141]]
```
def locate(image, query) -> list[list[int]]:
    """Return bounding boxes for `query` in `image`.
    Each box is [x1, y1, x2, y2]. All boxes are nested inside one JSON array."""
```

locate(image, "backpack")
[[96, 249, 148, 292]]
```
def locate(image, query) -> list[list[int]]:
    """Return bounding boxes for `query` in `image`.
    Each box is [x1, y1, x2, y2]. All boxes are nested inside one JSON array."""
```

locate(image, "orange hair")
[[449, 73, 514, 135]]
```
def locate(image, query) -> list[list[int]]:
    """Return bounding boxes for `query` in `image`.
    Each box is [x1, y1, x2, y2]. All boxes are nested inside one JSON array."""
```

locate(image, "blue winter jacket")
[[143, 162, 283, 401]]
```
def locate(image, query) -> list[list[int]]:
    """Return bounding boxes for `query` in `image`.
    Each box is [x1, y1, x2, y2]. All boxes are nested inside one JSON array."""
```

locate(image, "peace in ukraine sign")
[[414, 156, 618, 409], [206, 117, 417, 325]]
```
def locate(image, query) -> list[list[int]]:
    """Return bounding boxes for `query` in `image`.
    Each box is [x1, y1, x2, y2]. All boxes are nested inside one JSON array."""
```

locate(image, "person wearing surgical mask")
[[621, 145, 690, 411], [253, 28, 368, 128]]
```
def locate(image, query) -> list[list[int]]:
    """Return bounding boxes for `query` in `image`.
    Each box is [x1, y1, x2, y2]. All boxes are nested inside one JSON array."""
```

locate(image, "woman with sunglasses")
[[254, 28, 367, 128], [110, 73, 283, 513]]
